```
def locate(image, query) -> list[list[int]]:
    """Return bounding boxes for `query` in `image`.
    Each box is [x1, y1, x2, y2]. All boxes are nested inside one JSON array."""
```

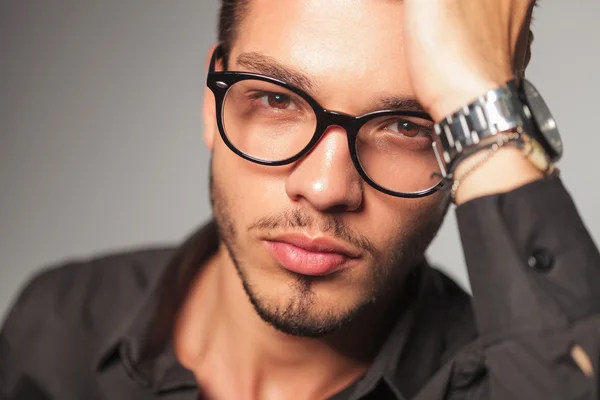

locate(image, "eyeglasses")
[[206, 46, 446, 198]]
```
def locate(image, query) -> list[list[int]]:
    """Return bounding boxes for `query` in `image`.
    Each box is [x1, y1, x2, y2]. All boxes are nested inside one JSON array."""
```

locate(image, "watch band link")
[[433, 80, 531, 174]]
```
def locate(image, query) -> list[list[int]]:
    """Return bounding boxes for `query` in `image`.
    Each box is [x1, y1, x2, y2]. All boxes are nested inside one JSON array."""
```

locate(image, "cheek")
[[212, 140, 288, 224], [400, 191, 448, 231], [362, 190, 448, 248], [406, 191, 448, 222]]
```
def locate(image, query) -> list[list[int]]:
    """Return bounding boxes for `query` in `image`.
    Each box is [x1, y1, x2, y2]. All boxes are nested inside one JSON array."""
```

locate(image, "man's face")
[[205, 0, 448, 337]]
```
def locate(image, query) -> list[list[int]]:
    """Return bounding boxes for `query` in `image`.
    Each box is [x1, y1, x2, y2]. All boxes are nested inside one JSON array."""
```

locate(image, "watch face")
[[522, 79, 563, 161]]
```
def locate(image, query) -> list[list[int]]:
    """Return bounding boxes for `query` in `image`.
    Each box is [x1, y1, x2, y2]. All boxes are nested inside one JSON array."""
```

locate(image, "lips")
[[264, 234, 360, 276]]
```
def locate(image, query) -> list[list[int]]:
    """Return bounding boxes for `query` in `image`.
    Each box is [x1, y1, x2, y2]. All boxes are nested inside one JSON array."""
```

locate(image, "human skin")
[[206, 0, 450, 336], [171, 1, 556, 399]]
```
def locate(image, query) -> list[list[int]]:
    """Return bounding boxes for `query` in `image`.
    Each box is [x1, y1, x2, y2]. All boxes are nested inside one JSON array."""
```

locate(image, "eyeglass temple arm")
[[209, 44, 224, 74]]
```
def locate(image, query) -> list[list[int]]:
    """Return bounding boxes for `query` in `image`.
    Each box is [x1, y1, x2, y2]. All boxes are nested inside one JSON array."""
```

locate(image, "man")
[[1, 0, 599, 399]]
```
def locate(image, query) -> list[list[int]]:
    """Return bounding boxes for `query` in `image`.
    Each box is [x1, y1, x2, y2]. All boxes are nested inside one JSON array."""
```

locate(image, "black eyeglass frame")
[[206, 46, 446, 198]]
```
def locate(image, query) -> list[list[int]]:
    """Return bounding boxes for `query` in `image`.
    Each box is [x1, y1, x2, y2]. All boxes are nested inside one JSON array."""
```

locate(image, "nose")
[[285, 126, 364, 213]]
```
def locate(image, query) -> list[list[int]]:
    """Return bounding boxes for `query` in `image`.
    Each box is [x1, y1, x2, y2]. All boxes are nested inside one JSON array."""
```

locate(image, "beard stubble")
[[209, 164, 445, 338]]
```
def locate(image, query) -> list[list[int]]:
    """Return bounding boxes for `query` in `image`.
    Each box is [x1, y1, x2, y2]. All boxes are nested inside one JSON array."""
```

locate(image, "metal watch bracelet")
[[432, 80, 535, 177]]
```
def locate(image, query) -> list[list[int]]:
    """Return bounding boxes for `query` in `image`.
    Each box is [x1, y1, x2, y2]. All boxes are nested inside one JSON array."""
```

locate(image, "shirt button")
[[528, 248, 555, 271]]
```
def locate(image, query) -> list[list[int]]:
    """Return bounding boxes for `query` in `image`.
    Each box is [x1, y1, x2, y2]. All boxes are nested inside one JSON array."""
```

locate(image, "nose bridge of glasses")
[[318, 109, 362, 136]]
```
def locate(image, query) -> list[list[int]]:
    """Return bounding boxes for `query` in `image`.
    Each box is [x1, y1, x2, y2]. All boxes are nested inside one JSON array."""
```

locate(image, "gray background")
[[1, 1, 599, 322]]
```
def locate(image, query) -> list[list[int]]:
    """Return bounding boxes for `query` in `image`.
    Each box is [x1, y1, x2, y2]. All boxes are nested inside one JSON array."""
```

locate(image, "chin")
[[251, 293, 366, 338], [240, 265, 380, 337]]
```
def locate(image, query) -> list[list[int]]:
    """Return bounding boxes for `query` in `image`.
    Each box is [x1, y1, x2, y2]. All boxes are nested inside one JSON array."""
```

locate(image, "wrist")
[[430, 76, 561, 204], [427, 75, 513, 122], [453, 145, 544, 205]]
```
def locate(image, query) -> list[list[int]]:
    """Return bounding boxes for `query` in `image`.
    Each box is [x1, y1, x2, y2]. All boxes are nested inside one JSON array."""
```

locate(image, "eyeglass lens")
[[221, 78, 442, 194]]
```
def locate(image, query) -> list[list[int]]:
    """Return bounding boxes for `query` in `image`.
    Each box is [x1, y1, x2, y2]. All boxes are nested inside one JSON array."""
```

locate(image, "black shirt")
[[1, 175, 599, 399]]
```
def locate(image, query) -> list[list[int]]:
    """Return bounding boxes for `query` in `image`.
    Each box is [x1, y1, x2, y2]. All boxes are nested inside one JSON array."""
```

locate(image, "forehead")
[[230, 0, 411, 109]]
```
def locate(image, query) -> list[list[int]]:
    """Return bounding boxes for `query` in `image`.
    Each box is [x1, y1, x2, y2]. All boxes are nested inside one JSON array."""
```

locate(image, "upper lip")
[[266, 233, 361, 258]]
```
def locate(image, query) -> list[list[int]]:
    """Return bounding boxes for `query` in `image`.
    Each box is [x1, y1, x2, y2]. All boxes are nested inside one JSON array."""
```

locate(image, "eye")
[[260, 93, 296, 110], [384, 119, 429, 138]]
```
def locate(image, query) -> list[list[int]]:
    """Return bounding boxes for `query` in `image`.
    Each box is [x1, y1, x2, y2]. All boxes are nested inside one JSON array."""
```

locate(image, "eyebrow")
[[235, 52, 315, 94], [370, 96, 429, 116], [234, 52, 430, 118]]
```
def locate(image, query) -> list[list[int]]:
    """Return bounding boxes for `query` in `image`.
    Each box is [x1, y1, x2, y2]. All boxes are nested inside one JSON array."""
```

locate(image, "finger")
[[571, 344, 594, 377]]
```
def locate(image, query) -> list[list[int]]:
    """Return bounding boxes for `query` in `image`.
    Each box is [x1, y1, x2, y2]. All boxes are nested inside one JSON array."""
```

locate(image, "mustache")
[[248, 209, 377, 254]]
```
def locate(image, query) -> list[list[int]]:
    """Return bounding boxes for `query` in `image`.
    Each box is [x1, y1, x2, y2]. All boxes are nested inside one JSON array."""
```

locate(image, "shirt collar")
[[94, 220, 443, 398], [95, 221, 219, 393]]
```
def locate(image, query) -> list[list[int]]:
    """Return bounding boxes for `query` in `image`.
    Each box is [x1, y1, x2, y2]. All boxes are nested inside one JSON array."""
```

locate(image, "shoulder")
[[9, 246, 175, 330], [0, 246, 175, 390]]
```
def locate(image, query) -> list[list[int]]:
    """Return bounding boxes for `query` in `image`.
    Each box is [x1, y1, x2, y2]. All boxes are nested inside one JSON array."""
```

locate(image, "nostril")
[[324, 204, 353, 214]]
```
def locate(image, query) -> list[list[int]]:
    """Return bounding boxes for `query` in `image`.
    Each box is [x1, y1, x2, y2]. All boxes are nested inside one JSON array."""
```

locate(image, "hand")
[[403, 0, 536, 121]]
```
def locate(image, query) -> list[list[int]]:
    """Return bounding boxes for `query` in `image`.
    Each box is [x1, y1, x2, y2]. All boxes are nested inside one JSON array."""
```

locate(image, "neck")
[[174, 244, 403, 400]]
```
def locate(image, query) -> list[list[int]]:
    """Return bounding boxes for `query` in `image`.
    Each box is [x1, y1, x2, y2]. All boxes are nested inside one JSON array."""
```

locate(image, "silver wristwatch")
[[432, 79, 563, 176]]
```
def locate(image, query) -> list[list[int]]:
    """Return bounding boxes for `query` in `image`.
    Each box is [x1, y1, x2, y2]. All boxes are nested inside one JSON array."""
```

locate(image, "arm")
[[403, 1, 599, 398], [413, 163, 600, 400], [454, 168, 599, 399]]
